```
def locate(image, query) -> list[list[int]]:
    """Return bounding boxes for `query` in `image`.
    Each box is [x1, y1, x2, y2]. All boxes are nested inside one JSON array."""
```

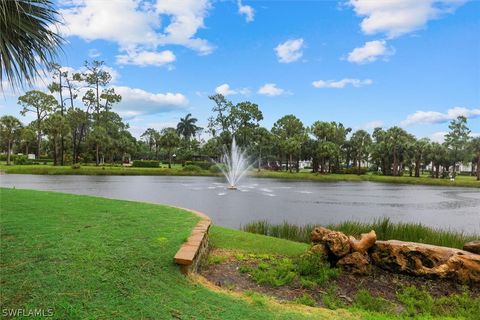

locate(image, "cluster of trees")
[[1, 82, 479, 180], [1, 61, 136, 165]]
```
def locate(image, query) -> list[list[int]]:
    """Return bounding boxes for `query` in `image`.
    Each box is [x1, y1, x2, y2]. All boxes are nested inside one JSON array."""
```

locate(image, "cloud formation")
[[274, 38, 304, 63], [215, 83, 249, 96], [258, 83, 287, 96], [58, 0, 213, 66], [116, 50, 175, 67], [312, 78, 373, 89], [113, 86, 188, 117], [348, 0, 467, 39], [400, 107, 480, 126], [238, 0, 254, 22], [347, 40, 394, 64]]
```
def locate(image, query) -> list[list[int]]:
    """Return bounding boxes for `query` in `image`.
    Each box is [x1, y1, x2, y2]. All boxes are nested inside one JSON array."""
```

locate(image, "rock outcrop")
[[463, 240, 480, 255], [310, 227, 480, 283], [370, 240, 480, 283]]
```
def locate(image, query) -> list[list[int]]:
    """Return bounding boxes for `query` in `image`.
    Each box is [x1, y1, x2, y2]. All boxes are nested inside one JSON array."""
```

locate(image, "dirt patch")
[[199, 249, 479, 310]]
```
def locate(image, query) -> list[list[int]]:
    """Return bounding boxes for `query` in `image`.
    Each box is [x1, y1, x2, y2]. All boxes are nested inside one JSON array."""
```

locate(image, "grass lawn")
[[1, 188, 363, 319]]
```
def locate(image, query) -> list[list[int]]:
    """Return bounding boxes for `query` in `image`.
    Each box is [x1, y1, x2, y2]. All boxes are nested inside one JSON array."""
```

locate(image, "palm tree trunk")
[[289, 154, 293, 173], [53, 137, 58, 166], [168, 152, 172, 169], [96, 144, 99, 166]]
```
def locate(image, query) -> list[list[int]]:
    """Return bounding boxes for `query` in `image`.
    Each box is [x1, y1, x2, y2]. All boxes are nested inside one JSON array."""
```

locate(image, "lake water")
[[1, 174, 479, 234]]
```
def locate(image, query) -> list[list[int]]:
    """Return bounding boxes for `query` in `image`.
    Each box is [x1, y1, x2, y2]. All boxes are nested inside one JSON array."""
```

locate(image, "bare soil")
[[199, 249, 479, 309]]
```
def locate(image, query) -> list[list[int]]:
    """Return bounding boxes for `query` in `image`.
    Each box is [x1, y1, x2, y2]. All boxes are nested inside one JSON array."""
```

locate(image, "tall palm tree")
[[176, 113, 200, 140], [0, 0, 63, 89]]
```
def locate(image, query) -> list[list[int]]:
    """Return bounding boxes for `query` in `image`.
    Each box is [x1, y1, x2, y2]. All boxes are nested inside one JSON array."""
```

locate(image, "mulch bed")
[[199, 249, 480, 309]]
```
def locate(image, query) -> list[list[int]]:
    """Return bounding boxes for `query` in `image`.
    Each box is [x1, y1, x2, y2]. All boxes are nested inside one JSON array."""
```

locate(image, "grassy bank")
[[1, 188, 358, 319], [243, 218, 478, 249], [2, 163, 479, 187]]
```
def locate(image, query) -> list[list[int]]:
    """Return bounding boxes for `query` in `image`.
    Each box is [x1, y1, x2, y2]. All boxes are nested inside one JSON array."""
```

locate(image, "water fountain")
[[218, 138, 251, 190]]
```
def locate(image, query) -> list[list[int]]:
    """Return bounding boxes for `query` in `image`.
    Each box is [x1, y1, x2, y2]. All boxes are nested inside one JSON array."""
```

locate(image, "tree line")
[[1, 62, 479, 180]]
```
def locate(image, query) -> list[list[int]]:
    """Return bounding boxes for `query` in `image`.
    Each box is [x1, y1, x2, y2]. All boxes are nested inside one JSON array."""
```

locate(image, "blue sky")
[[1, 0, 479, 140]]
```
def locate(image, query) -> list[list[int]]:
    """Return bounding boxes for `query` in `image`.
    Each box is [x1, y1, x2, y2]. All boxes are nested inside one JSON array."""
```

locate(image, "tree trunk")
[[415, 160, 420, 177], [435, 164, 440, 178], [168, 152, 172, 169], [53, 137, 58, 166], [7, 141, 11, 165], [392, 150, 398, 176], [96, 144, 99, 166], [477, 156, 480, 181], [289, 154, 293, 173]]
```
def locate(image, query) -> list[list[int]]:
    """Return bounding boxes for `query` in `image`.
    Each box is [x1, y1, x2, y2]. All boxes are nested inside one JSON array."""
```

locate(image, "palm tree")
[[0, 0, 63, 89], [0, 115, 23, 165], [176, 113, 200, 140]]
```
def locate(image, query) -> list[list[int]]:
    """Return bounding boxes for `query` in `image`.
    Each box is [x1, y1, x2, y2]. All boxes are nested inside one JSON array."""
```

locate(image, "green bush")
[[353, 289, 394, 314], [294, 294, 316, 307], [132, 160, 160, 168], [184, 161, 212, 170], [13, 155, 27, 165], [397, 286, 434, 317], [182, 165, 202, 173], [296, 252, 340, 285], [209, 163, 226, 173], [249, 258, 296, 287], [71, 164, 81, 169]]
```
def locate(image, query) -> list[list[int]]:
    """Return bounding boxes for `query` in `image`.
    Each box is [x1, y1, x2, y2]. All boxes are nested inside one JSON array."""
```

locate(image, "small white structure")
[[27, 154, 36, 160]]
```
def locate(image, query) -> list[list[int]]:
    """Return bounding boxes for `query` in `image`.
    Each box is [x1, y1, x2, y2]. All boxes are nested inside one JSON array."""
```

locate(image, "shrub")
[[353, 289, 395, 313], [184, 161, 212, 170], [209, 163, 225, 173], [182, 165, 202, 173], [296, 252, 340, 285], [397, 286, 433, 317], [321, 285, 345, 310], [132, 160, 160, 168], [249, 258, 296, 287], [13, 155, 27, 165], [71, 164, 81, 169], [294, 294, 316, 307]]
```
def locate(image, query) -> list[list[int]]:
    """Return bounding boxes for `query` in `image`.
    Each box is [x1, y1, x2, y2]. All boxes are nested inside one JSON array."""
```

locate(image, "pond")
[[1, 174, 479, 234]]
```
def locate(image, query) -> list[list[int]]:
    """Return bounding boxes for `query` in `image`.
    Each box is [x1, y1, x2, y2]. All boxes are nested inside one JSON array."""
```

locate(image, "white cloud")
[[364, 120, 384, 130], [274, 38, 304, 63], [430, 131, 447, 143], [258, 83, 287, 96], [400, 107, 480, 126], [238, 0, 254, 22], [347, 40, 394, 64], [88, 48, 101, 58], [215, 83, 250, 96], [113, 86, 188, 117], [58, 0, 214, 66], [348, 0, 467, 39], [116, 50, 175, 67], [312, 78, 373, 89]]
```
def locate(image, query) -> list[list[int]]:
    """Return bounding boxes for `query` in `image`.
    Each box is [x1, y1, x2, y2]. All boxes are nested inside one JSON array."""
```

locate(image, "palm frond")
[[0, 0, 63, 90]]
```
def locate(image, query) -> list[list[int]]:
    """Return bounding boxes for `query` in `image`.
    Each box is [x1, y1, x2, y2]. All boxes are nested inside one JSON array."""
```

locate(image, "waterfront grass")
[[0, 188, 355, 320], [242, 217, 478, 249], [1, 163, 479, 188]]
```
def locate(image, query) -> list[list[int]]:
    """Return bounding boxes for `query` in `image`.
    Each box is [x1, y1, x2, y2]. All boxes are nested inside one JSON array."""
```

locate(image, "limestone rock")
[[337, 252, 370, 275], [311, 227, 332, 243], [371, 240, 480, 283], [463, 240, 480, 254], [349, 230, 377, 254], [310, 243, 328, 256], [323, 231, 351, 257]]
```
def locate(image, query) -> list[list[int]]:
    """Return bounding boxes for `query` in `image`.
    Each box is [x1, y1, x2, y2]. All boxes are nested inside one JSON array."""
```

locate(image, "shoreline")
[[1, 164, 479, 188]]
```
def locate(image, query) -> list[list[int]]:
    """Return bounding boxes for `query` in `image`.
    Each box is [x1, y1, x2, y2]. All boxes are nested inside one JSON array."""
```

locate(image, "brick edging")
[[173, 207, 211, 274]]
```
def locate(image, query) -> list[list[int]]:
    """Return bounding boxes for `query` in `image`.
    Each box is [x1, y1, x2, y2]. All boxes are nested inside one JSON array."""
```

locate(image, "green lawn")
[[1, 188, 362, 320], [1, 163, 479, 188]]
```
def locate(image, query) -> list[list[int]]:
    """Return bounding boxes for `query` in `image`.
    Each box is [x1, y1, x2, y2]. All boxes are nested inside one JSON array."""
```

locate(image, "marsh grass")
[[242, 217, 478, 249]]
